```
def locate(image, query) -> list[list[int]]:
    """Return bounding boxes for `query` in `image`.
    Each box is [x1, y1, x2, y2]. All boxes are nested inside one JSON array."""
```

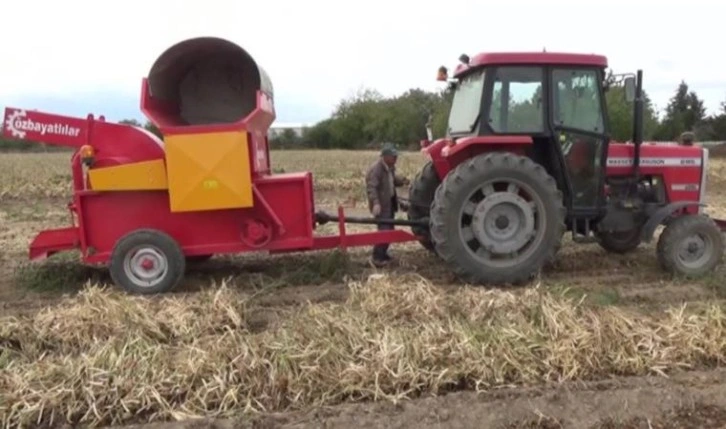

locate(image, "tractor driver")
[[365, 143, 410, 266], [566, 137, 599, 206]]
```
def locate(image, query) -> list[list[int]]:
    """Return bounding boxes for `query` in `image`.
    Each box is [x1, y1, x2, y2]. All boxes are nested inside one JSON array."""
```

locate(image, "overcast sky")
[[1, 0, 723, 125]]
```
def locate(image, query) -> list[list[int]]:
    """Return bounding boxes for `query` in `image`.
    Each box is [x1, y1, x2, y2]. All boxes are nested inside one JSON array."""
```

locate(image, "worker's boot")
[[372, 243, 390, 267], [371, 257, 389, 268], [371, 249, 390, 267]]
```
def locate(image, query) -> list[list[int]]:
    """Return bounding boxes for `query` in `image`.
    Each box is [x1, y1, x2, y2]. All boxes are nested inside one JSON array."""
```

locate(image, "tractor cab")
[[437, 53, 635, 220]]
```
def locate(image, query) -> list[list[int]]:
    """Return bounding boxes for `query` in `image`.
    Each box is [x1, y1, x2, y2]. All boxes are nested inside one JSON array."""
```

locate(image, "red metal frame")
[[454, 52, 608, 77], [2, 106, 165, 168], [29, 227, 80, 260]]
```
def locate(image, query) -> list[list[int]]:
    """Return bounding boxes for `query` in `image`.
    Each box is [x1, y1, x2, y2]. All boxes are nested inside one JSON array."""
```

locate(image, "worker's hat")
[[381, 143, 398, 157]]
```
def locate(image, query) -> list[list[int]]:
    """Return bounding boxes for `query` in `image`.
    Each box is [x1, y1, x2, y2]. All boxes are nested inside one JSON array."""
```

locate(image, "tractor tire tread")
[[430, 152, 565, 285], [407, 160, 440, 252], [656, 214, 724, 278]]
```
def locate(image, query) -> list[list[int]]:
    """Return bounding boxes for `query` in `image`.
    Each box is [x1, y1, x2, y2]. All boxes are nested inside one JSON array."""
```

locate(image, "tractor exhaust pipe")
[[632, 69, 644, 179]]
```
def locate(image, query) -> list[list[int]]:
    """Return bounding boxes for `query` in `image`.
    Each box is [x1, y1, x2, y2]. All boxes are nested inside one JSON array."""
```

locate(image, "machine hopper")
[[141, 36, 275, 133]]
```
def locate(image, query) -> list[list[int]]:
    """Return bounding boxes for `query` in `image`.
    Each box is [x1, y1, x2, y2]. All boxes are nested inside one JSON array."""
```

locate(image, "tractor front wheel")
[[656, 214, 724, 277], [109, 229, 186, 294], [429, 152, 566, 285], [407, 160, 440, 252]]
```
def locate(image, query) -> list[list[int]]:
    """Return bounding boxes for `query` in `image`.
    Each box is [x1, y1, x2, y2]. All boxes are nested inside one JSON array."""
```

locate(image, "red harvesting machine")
[[1, 37, 423, 294], [4, 38, 726, 294]]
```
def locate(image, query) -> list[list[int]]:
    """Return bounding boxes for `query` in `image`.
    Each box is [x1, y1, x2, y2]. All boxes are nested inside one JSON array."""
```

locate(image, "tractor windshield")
[[447, 69, 486, 135]]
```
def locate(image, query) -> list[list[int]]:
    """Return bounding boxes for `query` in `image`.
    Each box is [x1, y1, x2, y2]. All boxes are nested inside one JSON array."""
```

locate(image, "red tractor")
[[407, 52, 726, 284]]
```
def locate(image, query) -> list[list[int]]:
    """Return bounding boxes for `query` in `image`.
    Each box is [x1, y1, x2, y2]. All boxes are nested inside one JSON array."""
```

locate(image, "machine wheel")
[[109, 229, 186, 294], [597, 229, 642, 254], [656, 214, 724, 278], [407, 160, 441, 252], [429, 152, 566, 285]]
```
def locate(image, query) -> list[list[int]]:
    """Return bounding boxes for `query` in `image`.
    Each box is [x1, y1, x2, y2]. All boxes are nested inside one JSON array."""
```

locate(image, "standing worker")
[[365, 143, 410, 266], [680, 131, 696, 146]]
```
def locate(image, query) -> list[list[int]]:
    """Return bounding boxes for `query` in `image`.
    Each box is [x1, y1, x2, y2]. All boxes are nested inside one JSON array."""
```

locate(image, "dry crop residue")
[[2, 149, 726, 428]]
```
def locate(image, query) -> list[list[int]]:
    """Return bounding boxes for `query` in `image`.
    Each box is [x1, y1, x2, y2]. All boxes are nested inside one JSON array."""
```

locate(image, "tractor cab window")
[[552, 68, 606, 208], [487, 67, 544, 133], [447, 69, 486, 135], [553, 69, 604, 132]]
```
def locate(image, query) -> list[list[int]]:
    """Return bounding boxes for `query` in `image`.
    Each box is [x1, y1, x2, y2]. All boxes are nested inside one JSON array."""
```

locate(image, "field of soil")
[[3, 148, 726, 428]]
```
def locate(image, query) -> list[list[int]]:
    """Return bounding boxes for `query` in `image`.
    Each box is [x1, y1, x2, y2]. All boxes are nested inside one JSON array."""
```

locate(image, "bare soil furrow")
[[114, 369, 726, 429]]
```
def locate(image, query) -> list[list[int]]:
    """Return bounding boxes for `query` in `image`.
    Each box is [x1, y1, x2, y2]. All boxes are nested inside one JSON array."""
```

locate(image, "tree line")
[[3, 79, 726, 152], [274, 80, 726, 149]]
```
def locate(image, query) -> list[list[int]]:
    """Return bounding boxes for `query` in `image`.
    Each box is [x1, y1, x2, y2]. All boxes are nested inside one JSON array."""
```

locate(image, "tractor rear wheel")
[[429, 152, 566, 285], [597, 229, 642, 254], [407, 160, 440, 252], [656, 214, 724, 277], [109, 229, 186, 294]]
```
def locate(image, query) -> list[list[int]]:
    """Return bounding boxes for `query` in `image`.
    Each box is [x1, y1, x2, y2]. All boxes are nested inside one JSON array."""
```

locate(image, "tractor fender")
[[441, 135, 533, 159], [640, 201, 705, 243], [435, 136, 533, 178]]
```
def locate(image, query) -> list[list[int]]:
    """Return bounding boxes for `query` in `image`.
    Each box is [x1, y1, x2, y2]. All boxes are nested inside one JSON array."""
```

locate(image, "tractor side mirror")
[[624, 77, 636, 102]]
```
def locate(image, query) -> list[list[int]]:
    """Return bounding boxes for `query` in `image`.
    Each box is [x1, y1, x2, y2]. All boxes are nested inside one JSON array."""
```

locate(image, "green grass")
[[13, 252, 106, 293], [13, 250, 355, 295]]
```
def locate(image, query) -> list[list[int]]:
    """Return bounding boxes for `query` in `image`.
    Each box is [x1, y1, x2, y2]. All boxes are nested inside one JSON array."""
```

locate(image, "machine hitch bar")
[[315, 197, 428, 227], [315, 211, 428, 227]]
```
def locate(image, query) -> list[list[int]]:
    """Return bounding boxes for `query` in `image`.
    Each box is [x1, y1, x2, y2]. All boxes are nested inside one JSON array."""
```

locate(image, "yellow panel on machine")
[[164, 130, 253, 212], [88, 159, 168, 191]]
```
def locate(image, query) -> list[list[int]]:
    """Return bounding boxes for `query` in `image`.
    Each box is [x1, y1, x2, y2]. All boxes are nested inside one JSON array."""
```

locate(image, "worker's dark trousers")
[[373, 206, 394, 261]]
